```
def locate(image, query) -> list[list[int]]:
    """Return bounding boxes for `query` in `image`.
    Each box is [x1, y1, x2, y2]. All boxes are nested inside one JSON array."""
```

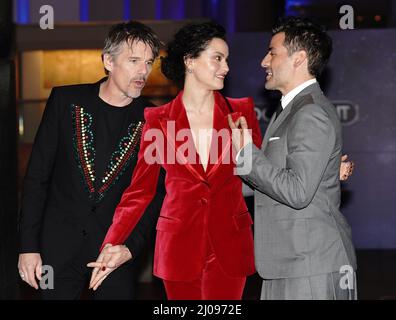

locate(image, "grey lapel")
[[262, 112, 276, 148], [262, 83, 323, 149]]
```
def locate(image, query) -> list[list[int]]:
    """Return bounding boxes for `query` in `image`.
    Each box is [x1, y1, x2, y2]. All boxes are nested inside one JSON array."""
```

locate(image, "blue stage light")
[[124, 0, 131, 20], [80, 0, 89, 22], [17, 0, 29, 24]]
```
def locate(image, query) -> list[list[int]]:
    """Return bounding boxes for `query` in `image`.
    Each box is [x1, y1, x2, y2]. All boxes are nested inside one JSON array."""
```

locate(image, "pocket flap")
[[233, 211, 253, 231], [156, 216, 182, 233]]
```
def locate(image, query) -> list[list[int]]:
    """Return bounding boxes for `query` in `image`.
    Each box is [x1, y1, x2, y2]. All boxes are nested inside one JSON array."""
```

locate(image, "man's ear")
[[293, 50, 308, 68], [103, 53, 114, 74]]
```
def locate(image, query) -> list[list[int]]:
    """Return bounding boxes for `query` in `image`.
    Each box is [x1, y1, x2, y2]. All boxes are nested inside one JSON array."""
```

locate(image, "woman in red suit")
[[88, 22, 262, 300]]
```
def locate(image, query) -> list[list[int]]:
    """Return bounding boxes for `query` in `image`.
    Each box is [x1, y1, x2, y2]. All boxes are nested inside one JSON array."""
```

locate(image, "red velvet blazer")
[[101, 91, 262, 281]]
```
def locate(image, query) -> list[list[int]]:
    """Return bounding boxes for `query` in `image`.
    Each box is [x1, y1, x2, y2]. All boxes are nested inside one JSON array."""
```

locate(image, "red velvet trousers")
[[162, 232, 246, 300]]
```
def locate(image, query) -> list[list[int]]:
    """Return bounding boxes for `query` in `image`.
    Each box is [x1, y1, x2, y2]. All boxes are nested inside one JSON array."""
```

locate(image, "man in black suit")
[[17, 21, 164, 300]]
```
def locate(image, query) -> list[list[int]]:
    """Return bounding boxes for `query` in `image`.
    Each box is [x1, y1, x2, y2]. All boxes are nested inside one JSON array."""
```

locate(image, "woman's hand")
[[228, 115, 253, 154], [340, 154, 355, 181], [87, 244, 132, 290]]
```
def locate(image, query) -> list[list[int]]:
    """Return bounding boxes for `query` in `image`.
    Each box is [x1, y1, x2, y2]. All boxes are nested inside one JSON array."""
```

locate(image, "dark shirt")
[[94, 96, 141, 192]]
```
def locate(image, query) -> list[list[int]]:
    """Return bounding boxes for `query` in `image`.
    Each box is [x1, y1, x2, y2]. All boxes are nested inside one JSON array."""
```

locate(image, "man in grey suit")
[[228, 17, 357, 300]]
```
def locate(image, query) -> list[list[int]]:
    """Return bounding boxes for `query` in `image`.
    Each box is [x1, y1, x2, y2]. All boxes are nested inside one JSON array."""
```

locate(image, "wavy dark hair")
[[161, 21, 226, 88], [273, 17, 332, 77]]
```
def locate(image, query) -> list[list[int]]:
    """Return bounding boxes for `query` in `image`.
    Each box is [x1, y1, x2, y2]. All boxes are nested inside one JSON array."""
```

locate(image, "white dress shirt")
[[280, 78, 317, 109]]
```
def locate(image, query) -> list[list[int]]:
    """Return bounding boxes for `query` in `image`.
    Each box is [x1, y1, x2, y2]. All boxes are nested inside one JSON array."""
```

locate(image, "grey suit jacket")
[[237, 83, 356, 279]]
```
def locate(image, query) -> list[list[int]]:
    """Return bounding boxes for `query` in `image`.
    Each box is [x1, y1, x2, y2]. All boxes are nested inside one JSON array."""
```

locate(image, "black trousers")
[[40, 234, 138, 300]]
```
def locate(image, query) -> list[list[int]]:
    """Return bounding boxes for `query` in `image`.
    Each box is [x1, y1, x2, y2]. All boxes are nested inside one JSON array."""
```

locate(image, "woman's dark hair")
[[161, 21, 226, 88], [273, 17, 332, 77]]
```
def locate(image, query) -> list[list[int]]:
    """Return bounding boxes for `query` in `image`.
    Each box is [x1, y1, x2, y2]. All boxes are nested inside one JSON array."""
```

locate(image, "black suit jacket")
[[18, 78, 164, 267]]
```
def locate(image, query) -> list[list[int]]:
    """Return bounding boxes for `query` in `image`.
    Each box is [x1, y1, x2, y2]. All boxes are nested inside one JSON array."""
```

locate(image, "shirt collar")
[[281, 79, 317, 109]]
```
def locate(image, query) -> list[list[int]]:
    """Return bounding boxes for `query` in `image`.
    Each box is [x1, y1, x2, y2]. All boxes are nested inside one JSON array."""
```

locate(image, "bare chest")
[[186, 112, 214, 171]]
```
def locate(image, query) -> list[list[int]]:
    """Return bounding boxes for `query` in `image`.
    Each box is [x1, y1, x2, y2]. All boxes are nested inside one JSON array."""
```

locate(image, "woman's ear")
[[184, 55, 194, 74]]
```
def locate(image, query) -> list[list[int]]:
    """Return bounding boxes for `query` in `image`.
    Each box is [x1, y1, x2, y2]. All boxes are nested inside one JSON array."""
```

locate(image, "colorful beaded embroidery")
[[97, 122, 143, 202], [71, 104, 144, 202], [71, 105, 96, 199]]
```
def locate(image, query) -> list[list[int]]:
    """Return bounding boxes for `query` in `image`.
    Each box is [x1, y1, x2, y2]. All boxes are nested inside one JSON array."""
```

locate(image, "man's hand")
[[340, 154, 355, 181], [227, 115, 253, 154], [87, 244, 132, 291], [18, 253, 42, 290]]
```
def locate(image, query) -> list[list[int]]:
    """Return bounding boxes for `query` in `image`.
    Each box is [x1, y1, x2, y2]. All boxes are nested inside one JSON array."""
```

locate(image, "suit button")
[[91, 206, 96, 213], [82, 229, 88, 236], [201, 198, 208, 205]]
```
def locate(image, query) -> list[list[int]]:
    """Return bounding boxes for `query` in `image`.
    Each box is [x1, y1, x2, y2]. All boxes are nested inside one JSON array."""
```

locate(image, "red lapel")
[[206, 92, 241, 178], [157, 91, 242, 182], [159, 91, 207, 182]]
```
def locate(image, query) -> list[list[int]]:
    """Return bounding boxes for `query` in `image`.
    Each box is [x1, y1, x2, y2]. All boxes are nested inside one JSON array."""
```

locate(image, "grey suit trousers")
[[261, 272, 357, 300]]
